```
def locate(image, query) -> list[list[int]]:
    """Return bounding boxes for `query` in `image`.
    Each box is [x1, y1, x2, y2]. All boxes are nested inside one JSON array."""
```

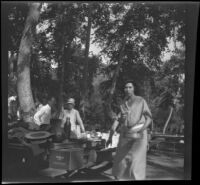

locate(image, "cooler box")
[[49, 148, 85, 171]]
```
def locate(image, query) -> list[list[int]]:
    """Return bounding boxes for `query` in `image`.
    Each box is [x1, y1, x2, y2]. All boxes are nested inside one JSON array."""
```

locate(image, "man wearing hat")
[[59, 98, 85, 139]]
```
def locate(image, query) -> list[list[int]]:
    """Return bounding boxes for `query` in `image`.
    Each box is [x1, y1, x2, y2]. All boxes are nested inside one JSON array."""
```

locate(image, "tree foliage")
[[7, 2, 185, 133]]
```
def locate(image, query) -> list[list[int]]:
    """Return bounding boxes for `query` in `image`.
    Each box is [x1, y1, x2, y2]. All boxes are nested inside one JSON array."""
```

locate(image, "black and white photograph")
[[2, 1, 198, 183]]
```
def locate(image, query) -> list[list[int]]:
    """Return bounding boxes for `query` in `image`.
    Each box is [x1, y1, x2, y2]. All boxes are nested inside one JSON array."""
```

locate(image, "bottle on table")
[[64, 117, 71, 140]]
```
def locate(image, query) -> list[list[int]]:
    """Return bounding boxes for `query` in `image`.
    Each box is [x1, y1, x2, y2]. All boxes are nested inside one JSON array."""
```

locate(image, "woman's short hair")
[[124, 80, 135, 87], [124, 80, 140, 95]]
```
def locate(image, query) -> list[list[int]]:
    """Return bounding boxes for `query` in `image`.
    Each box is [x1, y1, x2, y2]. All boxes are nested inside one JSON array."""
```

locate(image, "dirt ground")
[[41, 150, 184, 182], [146, 151, 184, 180], [97, 151, 184, 181], [3, 150, 184, 182]]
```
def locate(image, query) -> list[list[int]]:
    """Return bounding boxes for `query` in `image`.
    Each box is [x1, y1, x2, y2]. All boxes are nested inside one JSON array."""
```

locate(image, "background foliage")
[[8, 2, 185, 134]]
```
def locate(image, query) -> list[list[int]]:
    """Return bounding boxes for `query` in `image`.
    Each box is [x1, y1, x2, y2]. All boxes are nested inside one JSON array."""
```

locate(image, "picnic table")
[[38, 135, 116, 179]]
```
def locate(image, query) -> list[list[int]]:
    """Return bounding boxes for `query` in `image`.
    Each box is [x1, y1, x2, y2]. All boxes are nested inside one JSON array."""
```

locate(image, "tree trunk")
[[83, 6, 92, 92], [163, 106, 174, 134], [57, 44, 71, 117], [8, 51, 14, 77], [8, 52, 18, 97], [57, 43, 66, 116], [55, 11, 68, 117], [17, 3, 41, 123], [55, 7, 74, 117], [80, 5, 92, 120], [106, 37, 126, 119]]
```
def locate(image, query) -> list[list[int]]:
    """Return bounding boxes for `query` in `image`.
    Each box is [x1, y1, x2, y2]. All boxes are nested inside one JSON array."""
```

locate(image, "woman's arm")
[[138, 99, 152, 133], [107, 119, 120, 146], [111, 119, 120, 133], [138, 115, 152, 133]]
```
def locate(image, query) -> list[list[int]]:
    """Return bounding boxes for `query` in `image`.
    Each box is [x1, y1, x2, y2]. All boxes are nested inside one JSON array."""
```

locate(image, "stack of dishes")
[[50, 141, 81, 150]]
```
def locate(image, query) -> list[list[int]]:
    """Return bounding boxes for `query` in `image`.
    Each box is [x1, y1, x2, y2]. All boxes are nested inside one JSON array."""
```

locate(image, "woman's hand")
[[136, 125, 147, 135], [138, 116, 152, 134], [81, 127, 85, 133], [137, 127, 144, 134], [120, 112, 128, 123]]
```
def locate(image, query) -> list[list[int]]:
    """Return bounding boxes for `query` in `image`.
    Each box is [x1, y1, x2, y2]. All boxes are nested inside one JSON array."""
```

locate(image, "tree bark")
[[56, 12, 74, 117], [57, 43, 66, 116], [57, 44, 71, 116], [162, 106, 174, 134], [80, 5, 92, 120], [8, 52, 18, 97], [17, 3, 41, 123], [83, 6, 92, 93], [8, 51, 14, 77], [106, 37, 126, 119]]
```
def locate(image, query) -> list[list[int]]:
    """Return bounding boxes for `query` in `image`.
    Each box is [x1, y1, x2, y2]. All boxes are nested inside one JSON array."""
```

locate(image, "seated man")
[[34, 96, 56, 130], [59, 98, 85, 139]]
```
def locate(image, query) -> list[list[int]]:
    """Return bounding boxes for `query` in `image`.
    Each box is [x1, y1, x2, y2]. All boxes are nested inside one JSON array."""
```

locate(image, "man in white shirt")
[[34, 96, 56, 128], [59, 98, 85, 139]]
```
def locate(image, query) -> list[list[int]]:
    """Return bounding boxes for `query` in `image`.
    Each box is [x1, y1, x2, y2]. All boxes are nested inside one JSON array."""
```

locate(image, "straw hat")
[[65, 98, 75, 105]]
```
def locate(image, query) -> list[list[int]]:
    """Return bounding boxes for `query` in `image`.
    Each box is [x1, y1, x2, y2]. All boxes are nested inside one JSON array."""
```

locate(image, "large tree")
[[36, 3, 101, 118], [8, 2, 186, 132], [17, 2, 42, 123]]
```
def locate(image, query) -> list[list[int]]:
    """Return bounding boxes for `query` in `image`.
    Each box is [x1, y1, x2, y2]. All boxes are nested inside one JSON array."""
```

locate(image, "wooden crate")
[[49, 148, 85, 171]]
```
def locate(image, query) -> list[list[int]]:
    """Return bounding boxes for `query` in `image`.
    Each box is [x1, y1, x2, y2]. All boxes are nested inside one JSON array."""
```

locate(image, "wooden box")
[[49, 148, 85, 171]]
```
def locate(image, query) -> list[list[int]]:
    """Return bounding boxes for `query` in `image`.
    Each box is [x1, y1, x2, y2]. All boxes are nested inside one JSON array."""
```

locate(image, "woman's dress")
[[112, 96, 152, 180]]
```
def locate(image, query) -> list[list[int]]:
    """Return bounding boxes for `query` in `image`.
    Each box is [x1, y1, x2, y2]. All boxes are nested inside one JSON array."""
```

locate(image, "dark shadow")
[[81, 161, 113, 174], [147, 161, 184, 179], [65, 171, 113, 181], [62, 162, 113, 181]]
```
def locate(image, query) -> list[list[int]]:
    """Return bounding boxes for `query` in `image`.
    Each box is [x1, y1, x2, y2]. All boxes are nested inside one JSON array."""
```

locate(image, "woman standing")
[[59, 98, 85, 139], [107, 81, 152, 180]]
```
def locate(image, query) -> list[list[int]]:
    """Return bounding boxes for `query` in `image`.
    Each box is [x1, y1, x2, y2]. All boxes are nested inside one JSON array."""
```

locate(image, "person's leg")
[[130, 136, 147, 180]]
